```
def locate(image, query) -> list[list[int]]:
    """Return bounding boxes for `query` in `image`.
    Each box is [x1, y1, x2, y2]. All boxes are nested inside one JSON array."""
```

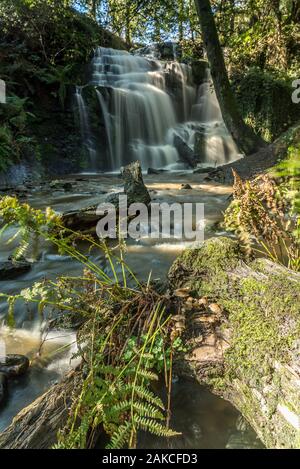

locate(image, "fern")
[[0, 196, 178, 449], [134, 416, 180, 438], [106, 422, 132, 449]]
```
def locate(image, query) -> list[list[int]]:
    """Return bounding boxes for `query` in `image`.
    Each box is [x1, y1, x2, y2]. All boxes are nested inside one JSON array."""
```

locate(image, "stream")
[[0, 172, 262, 448]]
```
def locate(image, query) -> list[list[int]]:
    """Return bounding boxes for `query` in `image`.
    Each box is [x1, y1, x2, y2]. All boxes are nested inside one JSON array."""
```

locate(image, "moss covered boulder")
[[169, 237, 300, 449]]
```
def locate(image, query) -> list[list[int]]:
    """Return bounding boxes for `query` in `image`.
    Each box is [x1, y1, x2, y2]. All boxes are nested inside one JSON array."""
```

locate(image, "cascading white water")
[[75, 86, 97, 169], [90, 47, 191, 170], [190, 69, 240, 165], [75, 46, 240, 171]]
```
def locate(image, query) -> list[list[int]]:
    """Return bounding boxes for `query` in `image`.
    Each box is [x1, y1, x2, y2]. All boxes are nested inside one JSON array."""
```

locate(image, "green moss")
[[169, 237, 300, 448], [223, 269, 300, 381], [169, 237, 245, 303]]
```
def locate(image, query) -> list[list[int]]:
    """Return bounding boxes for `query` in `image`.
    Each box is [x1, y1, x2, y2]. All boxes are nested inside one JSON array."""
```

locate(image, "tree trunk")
[[125, 1, 132, 45], [194, 0, 266, 155], [90, 0, 98, 20], [178, 0, 185, 42], [0, 370, 82, 449]]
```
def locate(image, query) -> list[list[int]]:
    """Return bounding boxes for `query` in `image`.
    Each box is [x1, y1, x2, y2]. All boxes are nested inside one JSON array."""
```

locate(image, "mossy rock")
[[169, 236, 243, 298], [169, 237, 300, 448]]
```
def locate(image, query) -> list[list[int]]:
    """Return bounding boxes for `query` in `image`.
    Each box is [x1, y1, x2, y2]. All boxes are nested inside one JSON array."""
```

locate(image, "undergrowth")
[[224, 145, 300, 271], [0, 196, 182, 448]]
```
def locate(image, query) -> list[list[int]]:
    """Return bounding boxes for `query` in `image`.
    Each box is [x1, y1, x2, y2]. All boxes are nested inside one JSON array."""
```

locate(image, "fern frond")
[[106, 422, 132, 449], [133, 385, 165, 410], [136, 369, 159, 381], [135, 416, 180, 438], [132, 401, 164, 420]]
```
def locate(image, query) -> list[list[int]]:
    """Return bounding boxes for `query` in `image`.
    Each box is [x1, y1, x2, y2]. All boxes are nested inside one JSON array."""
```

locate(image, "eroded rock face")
[[168, 237, 300, 449]]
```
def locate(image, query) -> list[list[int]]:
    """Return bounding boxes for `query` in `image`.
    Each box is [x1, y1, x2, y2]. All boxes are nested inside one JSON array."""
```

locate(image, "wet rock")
[[134, 41, 181, 61], [49, 180, 73, 192], [61, 205, 100, 233], [49, 180, 61, 189], [181, 183, 192, 190], [147, 168, 166, 175], [0, 372, 8, 406], [226, 432, 262, 449], [62, 182, 73, 192], [0, 355, 30, 378], [62, 162, 151, 233], [0, 260, 31, 280], [193, 166, 216, 174], [193, 131, 206, 162], [174, 135, 196, 169], [121, 161, 151, 206], [15, 184, 27, 191]]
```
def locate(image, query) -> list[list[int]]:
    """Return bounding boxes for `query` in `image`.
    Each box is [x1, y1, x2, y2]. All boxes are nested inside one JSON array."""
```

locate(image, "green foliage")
[[0, 196, 180, 448], [218, 0, 300, 74], [0, 95, 35, 170], [232, 68, 300, 141], [273, 144, 300, 244], [37, 65, 74, 110], [224, 158, 300, 271]]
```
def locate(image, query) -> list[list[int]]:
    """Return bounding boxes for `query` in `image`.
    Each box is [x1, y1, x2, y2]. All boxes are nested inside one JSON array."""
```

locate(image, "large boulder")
[[174, 135, 197, 168], [62, 161, 151, 233]]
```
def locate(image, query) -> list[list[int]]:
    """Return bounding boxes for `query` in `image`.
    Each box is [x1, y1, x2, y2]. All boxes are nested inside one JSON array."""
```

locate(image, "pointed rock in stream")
[[121, 160, 151, 206], [61, 161, 151, 233]]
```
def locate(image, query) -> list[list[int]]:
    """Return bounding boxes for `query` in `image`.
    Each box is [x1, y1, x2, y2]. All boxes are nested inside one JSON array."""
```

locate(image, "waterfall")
[[75, 47, 240, 172], [191, 70, 240, 165], [75, 86, 97, 170]]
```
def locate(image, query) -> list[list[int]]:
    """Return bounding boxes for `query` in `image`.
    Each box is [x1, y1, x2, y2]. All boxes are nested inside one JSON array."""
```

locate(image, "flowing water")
[[0, 174, 262, 447], [0, 46, 262, 448], [76, 47, 240, 171]]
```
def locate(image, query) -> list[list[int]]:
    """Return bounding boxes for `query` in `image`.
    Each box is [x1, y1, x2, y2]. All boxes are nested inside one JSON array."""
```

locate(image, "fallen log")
[[0, 369, 81, 449], [1, 237, 299, 449], [169, 237, 300, 449], [0, 260, 31, 280]]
